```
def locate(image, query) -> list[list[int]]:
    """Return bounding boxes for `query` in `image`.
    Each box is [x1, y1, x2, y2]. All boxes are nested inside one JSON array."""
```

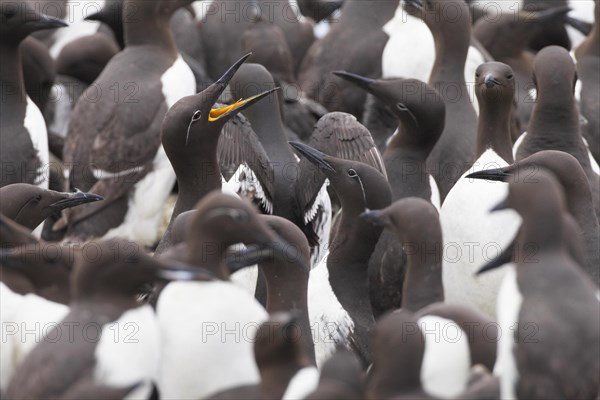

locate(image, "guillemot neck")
[[402, 238, 444, 311], [171, 140, 222, 220], [0, 44, 27, 106], [124, 8, 177, 55], [430, 32, 469, 86], [476, 104, 514, 163]]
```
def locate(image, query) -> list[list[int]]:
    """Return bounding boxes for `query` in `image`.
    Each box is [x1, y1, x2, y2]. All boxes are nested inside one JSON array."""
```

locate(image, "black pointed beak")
[[566, 16, 592, 35], [204, 53, 280, 123], [475, 259, 505, 275], [84, 10, 104, 22], [490, 197, 510, 213], [466, 168, 510, 182], [50, 191, 104, 211], [215, 53, 252, 88], [535, 5, 571, 22], [484, 74, 501, 88], [359, 209, 389, 228], [198, 53, 252, 117], [289, 142, 336, 173], [475, 239, 515, 276], [332, 71, 376, 93], [27, 13, 68, 30]]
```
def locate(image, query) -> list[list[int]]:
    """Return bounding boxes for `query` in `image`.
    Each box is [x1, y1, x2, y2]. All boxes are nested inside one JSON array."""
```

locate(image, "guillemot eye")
[[507, 74, 514, 79], [348, 169, 358, 178], [192, 110, 202, 121]]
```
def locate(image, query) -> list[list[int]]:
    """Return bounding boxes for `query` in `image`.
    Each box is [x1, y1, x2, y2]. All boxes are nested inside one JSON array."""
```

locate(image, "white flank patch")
[[49, 0, 106, 59], [493, 266, 522, 400], [1, 283, 25, 389], [582, 137, 600, 174], [441, 149, 521, 318], [306, 181, 333, 268], [102, 145, 176, 247], [24, 97, 49, 189], [1, 286, 69, 387], [308, 254, 355, 369], [385, 128, 399, 148], [47, 83, 73, 138], [95, 305, 159, 400], [227, 164, 274, 214], [282, 367, 320, 400], [429, 175, 441, 212], [512, 132, 526, 159], [418, 315, 471, 398], [574, 78, 582, 104], [32, 223, 43, 238], [229, 243, 259, 296], [528, 88, 537, 103], [157, 281, 267, 399]]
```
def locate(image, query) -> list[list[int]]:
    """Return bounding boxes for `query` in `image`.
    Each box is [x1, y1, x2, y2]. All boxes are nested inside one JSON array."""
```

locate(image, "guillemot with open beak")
[[223, 63, 333, 266], [155, 53, 278, 254]]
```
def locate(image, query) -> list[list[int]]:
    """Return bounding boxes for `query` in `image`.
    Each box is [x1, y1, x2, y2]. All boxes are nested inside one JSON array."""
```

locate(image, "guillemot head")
[[0, 184, 103, 231], [289, 141, 391, 212], [71, 238, 216, 305], [161, 53, 279, 154], [333, 71, 445, 148], [0, 0, 67, 43], [185, 192, 300, 278]]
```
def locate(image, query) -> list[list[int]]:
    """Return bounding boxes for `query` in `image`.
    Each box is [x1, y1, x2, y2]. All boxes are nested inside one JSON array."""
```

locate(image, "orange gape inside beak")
[[208, 93, 265, 122]]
